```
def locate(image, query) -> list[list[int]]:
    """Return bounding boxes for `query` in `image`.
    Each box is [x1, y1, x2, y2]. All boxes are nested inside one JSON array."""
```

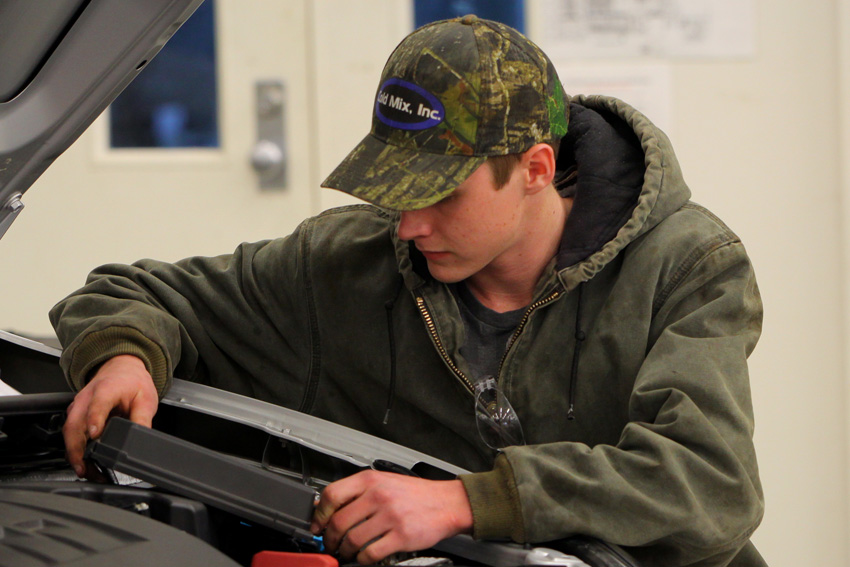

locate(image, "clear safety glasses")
[[474, 376, 526, 450]]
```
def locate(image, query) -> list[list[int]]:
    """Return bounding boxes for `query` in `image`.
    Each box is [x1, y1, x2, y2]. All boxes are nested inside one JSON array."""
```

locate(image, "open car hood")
[[0, 0, 205, 240]]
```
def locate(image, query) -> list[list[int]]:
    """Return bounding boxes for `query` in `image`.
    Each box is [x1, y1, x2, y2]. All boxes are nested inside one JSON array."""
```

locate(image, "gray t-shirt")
[[452, 283, 526, 381]]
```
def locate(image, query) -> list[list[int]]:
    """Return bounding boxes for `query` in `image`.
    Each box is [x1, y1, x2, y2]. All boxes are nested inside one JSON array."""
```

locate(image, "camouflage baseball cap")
[[321, 15, 569, 211]]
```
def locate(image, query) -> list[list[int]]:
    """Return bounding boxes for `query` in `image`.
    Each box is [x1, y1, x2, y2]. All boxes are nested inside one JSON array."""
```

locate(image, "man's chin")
[[426, 261, 469, 285]]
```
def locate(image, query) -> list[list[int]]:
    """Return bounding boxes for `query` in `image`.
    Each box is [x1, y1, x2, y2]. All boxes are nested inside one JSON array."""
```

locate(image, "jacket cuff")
[[67, 326, 170, 395], [458, 453, 525, 542]]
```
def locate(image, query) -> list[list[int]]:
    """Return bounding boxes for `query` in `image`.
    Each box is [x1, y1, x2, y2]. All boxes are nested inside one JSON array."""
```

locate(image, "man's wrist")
[[68, 327, 168, 394], [446, 479, 474, 535]]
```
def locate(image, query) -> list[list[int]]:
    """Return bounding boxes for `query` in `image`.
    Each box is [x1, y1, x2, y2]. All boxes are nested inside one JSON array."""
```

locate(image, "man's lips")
[[419, 249, 450, 261]]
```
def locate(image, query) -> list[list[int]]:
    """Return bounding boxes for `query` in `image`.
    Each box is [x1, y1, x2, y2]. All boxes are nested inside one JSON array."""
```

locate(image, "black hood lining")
[[555, 102, 645, 269]]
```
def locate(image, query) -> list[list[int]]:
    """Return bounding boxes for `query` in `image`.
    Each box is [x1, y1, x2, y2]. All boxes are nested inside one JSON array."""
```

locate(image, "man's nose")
[[397, 209, 431, 241]]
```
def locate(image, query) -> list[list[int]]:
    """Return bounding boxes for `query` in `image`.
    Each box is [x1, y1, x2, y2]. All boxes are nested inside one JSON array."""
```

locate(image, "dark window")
[[414, 0, 525, 33], [110, 1, 218, 148]]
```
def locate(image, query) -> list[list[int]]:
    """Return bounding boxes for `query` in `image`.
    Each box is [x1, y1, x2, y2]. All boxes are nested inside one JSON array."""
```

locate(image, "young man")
[[52, 16, 765, 567]]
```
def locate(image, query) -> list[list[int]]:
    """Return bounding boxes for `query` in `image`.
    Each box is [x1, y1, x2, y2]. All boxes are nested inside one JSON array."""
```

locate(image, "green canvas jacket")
[[50, 95, 764, 567]]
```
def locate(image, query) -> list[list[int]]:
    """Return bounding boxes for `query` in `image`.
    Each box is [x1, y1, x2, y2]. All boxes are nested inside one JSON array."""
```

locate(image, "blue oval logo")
[[375, 78, 445, 131]]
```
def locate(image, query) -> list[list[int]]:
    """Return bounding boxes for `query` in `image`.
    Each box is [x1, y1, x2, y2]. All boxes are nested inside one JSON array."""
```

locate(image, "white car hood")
[[0, 0, 205, 239]]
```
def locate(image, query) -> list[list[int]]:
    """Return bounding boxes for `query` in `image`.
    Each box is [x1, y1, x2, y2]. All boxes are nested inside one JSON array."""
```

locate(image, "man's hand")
[[63, 354, 158, 478], [311, 470, 473, 564]]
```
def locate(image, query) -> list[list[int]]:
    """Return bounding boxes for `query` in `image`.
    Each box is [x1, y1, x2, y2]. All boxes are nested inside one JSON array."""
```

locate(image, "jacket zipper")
[[495, 290, 561, 376], [415, 290, 562, 394], [416, 296, 476, 394]]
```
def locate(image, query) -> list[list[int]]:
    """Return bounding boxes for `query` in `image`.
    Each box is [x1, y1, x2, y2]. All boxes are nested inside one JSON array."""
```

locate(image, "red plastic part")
[[251, 551, 339, 567]]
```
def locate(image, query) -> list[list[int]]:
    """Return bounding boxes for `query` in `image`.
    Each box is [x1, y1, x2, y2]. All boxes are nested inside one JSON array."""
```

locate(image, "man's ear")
[[522, 143, 556, 194]]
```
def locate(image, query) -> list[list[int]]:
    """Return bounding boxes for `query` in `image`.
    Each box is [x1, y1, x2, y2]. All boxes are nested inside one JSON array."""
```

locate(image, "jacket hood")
[[556, 95, 691, 288], [392, 94, 692, 292]]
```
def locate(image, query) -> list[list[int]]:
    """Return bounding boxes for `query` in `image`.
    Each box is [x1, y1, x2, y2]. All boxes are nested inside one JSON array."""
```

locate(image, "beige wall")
[[666, 0, 846, 564], [1, 1, 848, 565], [670, 1, 847, 564]]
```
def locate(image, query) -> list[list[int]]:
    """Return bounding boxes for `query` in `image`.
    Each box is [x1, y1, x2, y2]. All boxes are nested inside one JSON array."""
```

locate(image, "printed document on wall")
[[556, 63, 672, 135], [535, 0, 755, 59]]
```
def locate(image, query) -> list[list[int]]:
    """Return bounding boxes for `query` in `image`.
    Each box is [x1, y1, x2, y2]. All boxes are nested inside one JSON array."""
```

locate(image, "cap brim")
[[321, 134, 487, 211]]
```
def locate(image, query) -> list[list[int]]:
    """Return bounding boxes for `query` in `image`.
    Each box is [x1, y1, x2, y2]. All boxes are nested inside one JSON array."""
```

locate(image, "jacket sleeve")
[[461, 238, 764, 567], [49, 225, 314, 401]]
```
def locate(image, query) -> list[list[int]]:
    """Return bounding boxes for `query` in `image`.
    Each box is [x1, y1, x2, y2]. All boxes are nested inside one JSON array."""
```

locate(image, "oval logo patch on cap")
[[375, 78, 444, 131]]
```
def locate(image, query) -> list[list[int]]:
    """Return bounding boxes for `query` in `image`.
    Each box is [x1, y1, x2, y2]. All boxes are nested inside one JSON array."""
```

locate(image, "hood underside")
[[0, 0, 206, 240]]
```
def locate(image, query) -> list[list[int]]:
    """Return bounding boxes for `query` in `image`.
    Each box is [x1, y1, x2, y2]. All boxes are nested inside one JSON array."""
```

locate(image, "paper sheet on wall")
[[535, 0, 755, 59], [557, 63, 673, 136]]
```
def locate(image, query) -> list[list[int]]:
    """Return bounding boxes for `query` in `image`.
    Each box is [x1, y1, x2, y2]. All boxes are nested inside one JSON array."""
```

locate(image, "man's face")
[[396, 161, 528, 283]]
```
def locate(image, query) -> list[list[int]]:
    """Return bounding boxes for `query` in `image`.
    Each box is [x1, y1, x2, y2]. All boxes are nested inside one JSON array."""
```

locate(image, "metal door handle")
[[251, 80, 286, 189], [251, 140, 284, 172]]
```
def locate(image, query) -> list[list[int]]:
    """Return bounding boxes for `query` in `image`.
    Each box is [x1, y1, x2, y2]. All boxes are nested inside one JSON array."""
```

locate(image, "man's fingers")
[[312, 473, 473, 563], [312, 496, 340, 533], [321, 488, 377, 553], [61, 355, 158, 479], [356, 531, 402, 565], [336, 515, 392, 561], [313, 495, 350, 549], [312, 473, 372, 534], [128, 388, 158, 428], [63, 389, 94, 477], [63, 424, 89, 477], [85, 382, 124, 439]]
